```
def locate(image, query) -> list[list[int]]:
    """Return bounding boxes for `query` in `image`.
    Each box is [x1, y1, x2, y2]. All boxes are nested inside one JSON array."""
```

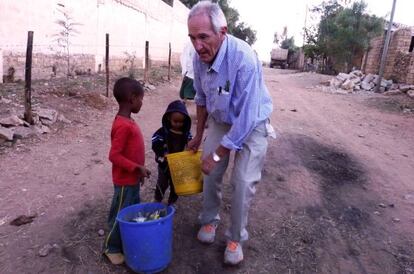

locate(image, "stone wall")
[[363, 28, 414, 84], [0, 0, 190, 82], [2, 52, 96, 81]]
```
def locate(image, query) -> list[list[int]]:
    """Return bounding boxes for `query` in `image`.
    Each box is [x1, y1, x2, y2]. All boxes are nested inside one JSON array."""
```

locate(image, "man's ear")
[[220, 26, 228, 35]]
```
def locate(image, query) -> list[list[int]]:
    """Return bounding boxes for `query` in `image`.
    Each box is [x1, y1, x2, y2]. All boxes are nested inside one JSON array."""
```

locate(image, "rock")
[[0, 115, 25, 127], [34, 108, 58, 123], [392, 218, 400, 223], [98, 229, 105, 236], [378, 87, 386, 93], [330, 78, 343, 88], [399, 84, 411, 92], [373, 211, 380, 215], [361, 81, 373, 91], [407, 90, 414, 98], [33, 125, 50, 134], [12, 126, 36, 139], [336, 73, 350, 82], [38, 244, 53, 257], [0, 126, 14, 141], [341, 79, 355, 90], [373, 75, 380, 84], [3, 141, 13, 147], [0, 97, 11, 104], [403, 194, 413, 200], [351, 77, 361, 85], [362, 73, 375, 84], [380, 80, 388, 88], [57, 114, 71, 124], [350, 70, 363, 77], [354, 85, 361, 91], [10, 214, 37, 226], [40, 118, 54, 126], [147, 84, 156, 90], [378, 203, 387, 208], [383, 90, 402, 96], [391, 83, 399, 90], [68, 90, 78, 97]]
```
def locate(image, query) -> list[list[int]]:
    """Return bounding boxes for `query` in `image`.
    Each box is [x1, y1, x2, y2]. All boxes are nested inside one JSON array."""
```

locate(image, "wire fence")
[[0, 31, 184, 124], [1, 36, 183, 87]]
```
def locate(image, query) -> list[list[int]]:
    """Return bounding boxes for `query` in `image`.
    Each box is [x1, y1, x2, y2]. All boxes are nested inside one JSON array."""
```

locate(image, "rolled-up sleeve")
[[193, 59, 206, 106], [220, 68, 259, 150]]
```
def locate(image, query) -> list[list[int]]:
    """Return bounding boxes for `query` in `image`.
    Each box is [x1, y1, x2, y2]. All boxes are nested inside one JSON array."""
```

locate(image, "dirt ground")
[[0, 68, 413, 274]]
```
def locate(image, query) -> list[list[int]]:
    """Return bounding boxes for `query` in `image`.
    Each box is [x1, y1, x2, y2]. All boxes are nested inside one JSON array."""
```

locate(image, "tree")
[[54, 5, 82, 77], [180, 0, 257, 45], [304, 0, 383, 73]]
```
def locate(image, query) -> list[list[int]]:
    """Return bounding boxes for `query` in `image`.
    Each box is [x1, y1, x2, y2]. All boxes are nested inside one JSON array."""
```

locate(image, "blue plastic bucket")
[[116, 203, 175, 273]]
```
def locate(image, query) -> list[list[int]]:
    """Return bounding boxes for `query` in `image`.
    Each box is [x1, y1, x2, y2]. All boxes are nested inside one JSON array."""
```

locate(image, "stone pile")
[[329, 70, 414, 97], [0, 108, 70, 146]]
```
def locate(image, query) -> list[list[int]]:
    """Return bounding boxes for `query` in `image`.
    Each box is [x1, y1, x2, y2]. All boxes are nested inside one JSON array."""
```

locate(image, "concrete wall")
[[363, 28, 414, 84], [0, 0, 190, 82]]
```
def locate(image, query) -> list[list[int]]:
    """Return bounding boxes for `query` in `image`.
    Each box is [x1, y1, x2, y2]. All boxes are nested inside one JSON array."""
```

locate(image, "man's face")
[[188, 13, 227, 64]]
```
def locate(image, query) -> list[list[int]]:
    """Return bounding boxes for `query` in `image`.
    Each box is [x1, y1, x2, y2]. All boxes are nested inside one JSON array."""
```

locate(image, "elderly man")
[[187, 1, 274, 265]]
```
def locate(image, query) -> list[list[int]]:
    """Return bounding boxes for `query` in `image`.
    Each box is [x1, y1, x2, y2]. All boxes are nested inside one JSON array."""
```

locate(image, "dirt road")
[[0, 68, 413, 273]]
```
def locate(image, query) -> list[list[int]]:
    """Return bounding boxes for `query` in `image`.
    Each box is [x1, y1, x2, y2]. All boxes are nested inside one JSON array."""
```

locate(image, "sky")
[[232, 0, 414, 61]]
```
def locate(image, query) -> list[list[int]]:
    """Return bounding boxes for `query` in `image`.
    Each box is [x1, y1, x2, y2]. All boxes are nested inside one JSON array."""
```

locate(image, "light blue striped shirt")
[[193, 35, 273, 150]]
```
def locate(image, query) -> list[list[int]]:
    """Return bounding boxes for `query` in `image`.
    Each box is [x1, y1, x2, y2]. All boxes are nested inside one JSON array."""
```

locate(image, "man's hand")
[[201, 153, 217, 175], [201, 146, 230, 175], [136, 166, 151, 178], [187, 135, 202, 152]]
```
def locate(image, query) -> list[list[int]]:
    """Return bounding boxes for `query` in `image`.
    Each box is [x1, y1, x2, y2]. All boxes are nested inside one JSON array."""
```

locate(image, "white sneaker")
[[197, 223, 217, 244], [224, 241, 243, 265]]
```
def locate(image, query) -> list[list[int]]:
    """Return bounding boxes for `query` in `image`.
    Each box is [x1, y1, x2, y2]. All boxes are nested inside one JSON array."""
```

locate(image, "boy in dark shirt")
[[152, 100, 192, 205], [104, 77, 151, 265]]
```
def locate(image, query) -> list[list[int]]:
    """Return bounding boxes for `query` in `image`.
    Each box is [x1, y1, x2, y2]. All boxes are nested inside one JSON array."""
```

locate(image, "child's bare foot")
[[105, 252, 125, 265]]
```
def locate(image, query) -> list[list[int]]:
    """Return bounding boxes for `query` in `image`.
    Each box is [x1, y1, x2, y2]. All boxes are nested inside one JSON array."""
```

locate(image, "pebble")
[[378, 203, 386, 208], [392, 218, 400, 223], [373, 211, 380, 215], [38, 244, 53, 257], [98, 229, 105, 236]]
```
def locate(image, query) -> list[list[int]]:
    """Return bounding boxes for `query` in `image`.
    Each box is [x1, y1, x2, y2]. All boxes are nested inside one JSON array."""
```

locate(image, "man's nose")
[[193, 39, 203, 52]]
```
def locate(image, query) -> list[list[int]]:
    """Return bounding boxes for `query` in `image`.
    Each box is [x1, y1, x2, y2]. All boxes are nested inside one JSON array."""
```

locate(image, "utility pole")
[[302, 4, 308, 47], [375, 0, 397, 93]]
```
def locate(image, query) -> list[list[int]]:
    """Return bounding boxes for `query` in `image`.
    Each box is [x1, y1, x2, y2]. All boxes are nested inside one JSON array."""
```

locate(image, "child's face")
[[169, 112, 185, 131], [131, 93, 144, 113]]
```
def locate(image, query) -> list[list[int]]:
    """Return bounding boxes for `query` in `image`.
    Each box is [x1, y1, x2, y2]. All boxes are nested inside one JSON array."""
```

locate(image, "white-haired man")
[[187, 0, 274, 266]]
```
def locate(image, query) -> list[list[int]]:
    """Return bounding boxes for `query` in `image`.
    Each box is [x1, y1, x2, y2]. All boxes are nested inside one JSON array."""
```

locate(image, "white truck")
[[270, 48, 288, 69]]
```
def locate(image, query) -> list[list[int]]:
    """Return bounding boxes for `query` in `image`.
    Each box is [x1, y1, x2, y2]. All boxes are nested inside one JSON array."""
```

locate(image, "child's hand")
[[137, 166, 151, 178]]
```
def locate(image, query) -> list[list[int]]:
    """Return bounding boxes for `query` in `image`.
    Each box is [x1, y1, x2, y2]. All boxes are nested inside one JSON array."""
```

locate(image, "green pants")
[[104, 184, 140, 254], [179, 76, 196, 100]]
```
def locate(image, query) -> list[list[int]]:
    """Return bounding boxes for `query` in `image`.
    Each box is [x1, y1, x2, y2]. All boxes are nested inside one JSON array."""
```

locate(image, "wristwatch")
[[212, 152, 221, 162]]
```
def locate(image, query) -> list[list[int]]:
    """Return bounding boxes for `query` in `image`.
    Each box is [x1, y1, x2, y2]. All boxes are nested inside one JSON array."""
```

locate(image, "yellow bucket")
[[166, 150, 203, 196]]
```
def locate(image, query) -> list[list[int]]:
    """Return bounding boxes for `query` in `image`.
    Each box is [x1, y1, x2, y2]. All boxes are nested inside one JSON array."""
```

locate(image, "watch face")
[[213, 153, 220, 162]]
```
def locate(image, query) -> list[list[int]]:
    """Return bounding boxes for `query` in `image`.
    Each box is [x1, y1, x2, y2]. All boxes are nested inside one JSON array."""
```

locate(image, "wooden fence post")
[[24, 31, 34, 124], [144, 41, 149, 83], [105, 33, 109, 97], [168, 42, 171, 81]]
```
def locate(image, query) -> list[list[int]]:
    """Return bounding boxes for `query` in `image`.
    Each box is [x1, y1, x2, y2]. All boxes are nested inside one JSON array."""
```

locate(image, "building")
[[0, 0, 190, 82], [363, 23, 414, 84]]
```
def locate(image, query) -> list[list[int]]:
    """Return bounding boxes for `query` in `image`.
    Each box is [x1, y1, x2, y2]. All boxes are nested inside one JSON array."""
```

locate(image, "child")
[[152, 100, 192, 205], [104, 77, 151, 265]]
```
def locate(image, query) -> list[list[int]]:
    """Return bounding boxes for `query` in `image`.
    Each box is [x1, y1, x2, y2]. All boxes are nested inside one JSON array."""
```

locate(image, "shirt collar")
[[208, 35, 228, 73]]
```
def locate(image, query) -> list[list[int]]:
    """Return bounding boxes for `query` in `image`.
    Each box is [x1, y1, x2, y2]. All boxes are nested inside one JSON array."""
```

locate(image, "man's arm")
[[187, 105, 208, 152]]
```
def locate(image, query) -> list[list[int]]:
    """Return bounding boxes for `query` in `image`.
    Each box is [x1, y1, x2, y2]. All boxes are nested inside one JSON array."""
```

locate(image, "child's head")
[[162, 100, 191, 133], [113, 77, 144, 113], [168, 111, 186, 131]]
